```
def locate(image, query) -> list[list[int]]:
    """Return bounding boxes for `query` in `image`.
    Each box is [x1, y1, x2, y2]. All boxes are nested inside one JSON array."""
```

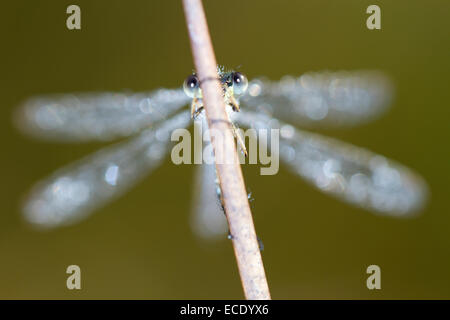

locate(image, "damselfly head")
[[183, 69, 249, 99]]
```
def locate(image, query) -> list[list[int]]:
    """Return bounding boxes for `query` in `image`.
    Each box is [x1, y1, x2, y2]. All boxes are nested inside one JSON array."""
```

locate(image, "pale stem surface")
[[182, 0, 271, 300]]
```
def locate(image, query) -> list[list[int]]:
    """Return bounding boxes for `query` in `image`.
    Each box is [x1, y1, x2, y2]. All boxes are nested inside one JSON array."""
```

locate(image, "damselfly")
[[14, 68, 427, 235]]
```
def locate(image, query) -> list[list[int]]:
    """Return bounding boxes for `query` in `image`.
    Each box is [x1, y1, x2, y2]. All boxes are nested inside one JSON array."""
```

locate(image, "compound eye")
[[183, 74, 200, 98], [232, 72, 248, 96]]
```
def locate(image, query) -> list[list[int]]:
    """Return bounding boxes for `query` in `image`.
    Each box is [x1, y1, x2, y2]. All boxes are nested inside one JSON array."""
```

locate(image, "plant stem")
[[182, 0, 271, 300]]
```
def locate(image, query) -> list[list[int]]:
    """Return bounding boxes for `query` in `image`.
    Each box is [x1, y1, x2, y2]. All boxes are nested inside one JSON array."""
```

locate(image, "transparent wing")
[[235, 111, 427, 216], [240, 70, 393, 127], [190, 117, 228, 239], [190, 163, 228, 239], [23, 111, 190, 228], [14, 88, 190, 141]]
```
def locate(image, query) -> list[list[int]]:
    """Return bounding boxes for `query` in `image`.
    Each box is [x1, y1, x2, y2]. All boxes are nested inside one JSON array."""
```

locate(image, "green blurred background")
[[1, 0, 449, 299]]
